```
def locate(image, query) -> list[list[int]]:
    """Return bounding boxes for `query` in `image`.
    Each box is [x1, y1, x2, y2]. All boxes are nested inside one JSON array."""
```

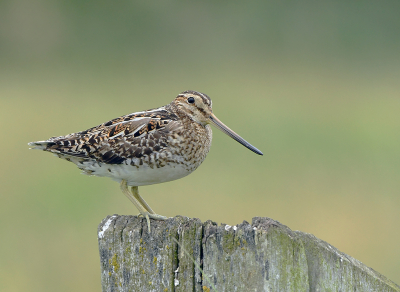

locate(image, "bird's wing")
[[41, 109, 182, 164]]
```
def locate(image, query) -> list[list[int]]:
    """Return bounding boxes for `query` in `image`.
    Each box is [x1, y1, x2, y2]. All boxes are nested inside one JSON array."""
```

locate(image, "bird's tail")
[[28, 140, 51, 150]]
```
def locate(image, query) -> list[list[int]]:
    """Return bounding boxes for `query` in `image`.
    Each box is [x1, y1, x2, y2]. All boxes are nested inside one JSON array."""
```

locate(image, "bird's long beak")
[[209, 113, 263, 155]]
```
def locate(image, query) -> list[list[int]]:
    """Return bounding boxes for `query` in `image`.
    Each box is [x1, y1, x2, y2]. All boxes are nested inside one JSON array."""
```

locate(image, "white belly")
[[79, 160, 192, 186]]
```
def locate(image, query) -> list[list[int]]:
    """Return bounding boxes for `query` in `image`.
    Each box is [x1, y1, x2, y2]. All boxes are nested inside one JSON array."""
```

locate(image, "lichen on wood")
[[98, 215, 400, 292]]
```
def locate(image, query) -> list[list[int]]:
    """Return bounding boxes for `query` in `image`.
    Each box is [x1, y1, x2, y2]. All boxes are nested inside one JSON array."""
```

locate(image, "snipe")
[[29, 90, 263, 231]]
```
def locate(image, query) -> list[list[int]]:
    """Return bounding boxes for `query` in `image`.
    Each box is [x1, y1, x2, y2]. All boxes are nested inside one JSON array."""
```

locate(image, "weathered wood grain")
[[98, 215, 399, 292]]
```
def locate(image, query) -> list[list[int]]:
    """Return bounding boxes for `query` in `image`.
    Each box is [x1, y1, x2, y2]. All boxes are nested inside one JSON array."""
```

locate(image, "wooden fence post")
[[98, 215, 399, 292]]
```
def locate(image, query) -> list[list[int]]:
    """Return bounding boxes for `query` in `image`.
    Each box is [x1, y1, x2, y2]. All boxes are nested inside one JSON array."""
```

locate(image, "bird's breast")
[[167, 122, 212, 169]]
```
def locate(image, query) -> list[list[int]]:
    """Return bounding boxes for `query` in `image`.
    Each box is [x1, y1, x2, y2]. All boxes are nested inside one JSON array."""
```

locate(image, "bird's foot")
[[139, 212, 168, 232], [136, 213, 167, 219]]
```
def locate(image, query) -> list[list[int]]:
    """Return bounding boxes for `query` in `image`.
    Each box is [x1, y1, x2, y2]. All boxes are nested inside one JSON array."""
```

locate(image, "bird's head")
[[174, 90, 213, 126], [173, 90, 263, 155]]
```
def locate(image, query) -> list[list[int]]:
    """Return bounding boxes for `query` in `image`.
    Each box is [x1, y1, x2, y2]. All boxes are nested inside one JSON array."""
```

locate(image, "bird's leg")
[[120, 180, 167, 232], [131, 186, 155, 214], [120, 180, 151, 230], [131, 186, 168, 221]]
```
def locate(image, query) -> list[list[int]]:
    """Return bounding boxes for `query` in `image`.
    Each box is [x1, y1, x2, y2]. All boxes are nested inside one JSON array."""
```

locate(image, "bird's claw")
[[138, 212, 168, 232]]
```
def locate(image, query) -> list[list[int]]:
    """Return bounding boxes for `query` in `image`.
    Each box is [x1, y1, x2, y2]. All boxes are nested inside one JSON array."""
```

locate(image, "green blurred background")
[[1, 0, 400, 290]]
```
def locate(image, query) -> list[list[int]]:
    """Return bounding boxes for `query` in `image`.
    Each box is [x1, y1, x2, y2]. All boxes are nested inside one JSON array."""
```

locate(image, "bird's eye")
[[187, 97, 195, 104]]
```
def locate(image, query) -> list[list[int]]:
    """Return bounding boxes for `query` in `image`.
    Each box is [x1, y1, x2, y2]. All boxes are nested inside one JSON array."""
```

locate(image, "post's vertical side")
[[201, 219, 310, 292], [98, 215, 119, 290], [254, 218, 309, 291], [175, 218, 203, 292], [98, 215, 185, 292]]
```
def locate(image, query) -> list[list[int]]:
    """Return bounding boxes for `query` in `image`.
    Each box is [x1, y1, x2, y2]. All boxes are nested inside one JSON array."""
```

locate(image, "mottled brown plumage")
[[29, 90, 262, 231]]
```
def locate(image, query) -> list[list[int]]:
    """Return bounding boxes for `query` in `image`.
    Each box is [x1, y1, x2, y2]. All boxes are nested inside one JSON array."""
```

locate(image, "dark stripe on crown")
[[179, 90, 212, 106]]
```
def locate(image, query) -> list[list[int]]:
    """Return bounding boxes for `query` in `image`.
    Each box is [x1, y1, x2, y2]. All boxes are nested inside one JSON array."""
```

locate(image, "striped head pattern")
[[174, 90, 213, 126], [173, 90, 263, 155]]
